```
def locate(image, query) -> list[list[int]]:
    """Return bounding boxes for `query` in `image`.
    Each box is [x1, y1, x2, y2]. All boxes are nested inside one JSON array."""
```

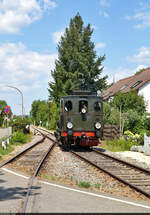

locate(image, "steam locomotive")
[[55, 90, 103, 149]]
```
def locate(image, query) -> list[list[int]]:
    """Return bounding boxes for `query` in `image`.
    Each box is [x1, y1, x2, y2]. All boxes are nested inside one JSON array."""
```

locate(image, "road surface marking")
[[2, 167, 29, 179], [2, 167, 150, 209]]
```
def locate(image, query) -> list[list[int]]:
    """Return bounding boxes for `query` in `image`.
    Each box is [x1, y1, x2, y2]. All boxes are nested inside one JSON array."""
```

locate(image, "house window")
[[119, 85, 127, 91], [131, 80, 143, 89]]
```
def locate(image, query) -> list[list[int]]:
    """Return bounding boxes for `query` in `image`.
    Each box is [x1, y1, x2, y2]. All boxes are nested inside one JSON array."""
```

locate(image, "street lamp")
[[6, 85, 25, 118]]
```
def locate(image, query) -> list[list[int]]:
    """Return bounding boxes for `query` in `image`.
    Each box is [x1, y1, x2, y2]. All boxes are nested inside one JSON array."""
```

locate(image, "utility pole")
[[7, 85, 24, 119], [120, 105, 122, 137]]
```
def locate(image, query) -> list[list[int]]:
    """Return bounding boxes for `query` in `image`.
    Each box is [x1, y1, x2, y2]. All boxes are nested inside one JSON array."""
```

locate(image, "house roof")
[[103, 67, 150, 100]]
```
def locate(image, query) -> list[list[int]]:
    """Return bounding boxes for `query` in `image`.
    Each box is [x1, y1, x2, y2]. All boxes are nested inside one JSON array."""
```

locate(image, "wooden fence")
[[102, 125, 120, 140]]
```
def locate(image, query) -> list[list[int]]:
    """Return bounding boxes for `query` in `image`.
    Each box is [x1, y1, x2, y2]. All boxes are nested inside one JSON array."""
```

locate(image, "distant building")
[[103, 67, 150, 113]]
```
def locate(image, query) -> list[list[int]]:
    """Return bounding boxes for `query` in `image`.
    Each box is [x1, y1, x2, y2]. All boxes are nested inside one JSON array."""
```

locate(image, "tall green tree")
[[111, 91, 146, 115], [30, 100, 49, 126], [48, 13, 107, 104]]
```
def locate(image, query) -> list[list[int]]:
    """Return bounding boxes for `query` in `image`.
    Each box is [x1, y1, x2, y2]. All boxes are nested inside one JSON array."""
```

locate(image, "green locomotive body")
[[56, 91, 103, 149]]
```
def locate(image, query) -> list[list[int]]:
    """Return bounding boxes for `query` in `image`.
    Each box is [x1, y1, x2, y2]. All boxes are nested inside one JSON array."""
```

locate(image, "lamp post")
[[7, 85, 24, 118]]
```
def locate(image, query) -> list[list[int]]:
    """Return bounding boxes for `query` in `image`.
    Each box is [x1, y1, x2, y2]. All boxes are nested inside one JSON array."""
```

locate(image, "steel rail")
[[33, 126, 54, 136], [0, 135, 45, 168], [93, 148, 150, 174], [70, 150, 150, 199], [22, 139, 56, 213]]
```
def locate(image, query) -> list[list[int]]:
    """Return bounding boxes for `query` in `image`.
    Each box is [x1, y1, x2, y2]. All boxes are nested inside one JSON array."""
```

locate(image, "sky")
[[0, 0, 150, 116]]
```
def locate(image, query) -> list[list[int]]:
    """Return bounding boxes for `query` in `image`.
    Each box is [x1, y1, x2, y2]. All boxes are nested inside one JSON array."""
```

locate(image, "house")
[[103, 67, 150, 113]]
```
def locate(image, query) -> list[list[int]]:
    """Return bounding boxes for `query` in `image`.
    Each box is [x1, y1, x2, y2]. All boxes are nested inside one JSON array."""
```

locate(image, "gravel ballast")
[[2, 134, 150, 202], [40, 144, 150, 202]]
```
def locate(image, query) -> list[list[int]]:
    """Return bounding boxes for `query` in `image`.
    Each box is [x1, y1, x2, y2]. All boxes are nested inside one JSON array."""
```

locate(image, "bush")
[[0, 143, 14, 157], [11, 132, 29, 144], [124, 110, 144, 134], [79, 181, 91, 188], [103, 138, 139, 152], [11, 116, 31, 133]]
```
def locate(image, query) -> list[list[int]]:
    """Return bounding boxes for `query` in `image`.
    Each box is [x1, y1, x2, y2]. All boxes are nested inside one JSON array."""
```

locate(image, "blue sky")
[[0, 0, 150, 115]]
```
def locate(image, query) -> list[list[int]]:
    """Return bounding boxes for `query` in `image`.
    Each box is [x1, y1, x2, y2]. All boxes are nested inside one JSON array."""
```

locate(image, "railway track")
[[22, 136, 57, 213], [70, 148, 150, 199], [33, 127, 150, 199], [0, 132, 45, 168], [0, 127, 58, 213]]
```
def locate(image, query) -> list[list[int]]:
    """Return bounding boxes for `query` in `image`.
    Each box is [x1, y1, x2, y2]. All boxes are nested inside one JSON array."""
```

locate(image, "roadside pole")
[[4, 106, 10, 144]]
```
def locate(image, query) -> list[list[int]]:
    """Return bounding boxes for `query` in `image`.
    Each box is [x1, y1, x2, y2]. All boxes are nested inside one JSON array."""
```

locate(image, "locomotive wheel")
[[60, 137, 70, 151]]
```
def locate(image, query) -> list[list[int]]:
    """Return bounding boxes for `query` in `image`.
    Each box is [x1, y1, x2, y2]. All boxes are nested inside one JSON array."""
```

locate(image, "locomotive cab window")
[[64, 100, 72, 111], [79, 100, 88, 113], [94, 101, 101, 111]]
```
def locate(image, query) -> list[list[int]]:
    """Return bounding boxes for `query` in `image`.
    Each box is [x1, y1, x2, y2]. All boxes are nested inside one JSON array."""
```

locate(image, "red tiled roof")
[[103, 67, 150, 100]]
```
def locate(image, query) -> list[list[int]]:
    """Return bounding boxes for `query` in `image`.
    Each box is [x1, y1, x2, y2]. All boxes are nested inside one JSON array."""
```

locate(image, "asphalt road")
[[1, 167, 150, 213]]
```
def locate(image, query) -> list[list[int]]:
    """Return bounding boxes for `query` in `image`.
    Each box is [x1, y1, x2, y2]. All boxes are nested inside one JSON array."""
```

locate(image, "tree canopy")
[[30, 100, 49, 126], [30, 99, 58, 129], [48, 13, 108, 104], [111, 91, 146, 115]]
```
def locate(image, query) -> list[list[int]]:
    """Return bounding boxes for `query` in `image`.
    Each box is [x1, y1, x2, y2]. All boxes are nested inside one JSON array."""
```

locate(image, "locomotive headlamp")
[[67, 122, 73, 129], [81, 108, 87, 114], [95, 122, 101, 129]]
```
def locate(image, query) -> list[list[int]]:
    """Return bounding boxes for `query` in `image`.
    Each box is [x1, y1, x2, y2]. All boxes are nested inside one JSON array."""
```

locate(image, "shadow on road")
[[0, 185, 41, 201], [0, 171, 6, 184]]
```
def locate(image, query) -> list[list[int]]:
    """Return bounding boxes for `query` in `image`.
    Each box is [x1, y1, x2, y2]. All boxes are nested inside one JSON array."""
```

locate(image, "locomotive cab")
[[57, 91, 103, 148]]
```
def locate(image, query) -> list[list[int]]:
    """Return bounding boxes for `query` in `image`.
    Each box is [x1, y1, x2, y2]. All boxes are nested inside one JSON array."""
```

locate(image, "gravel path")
[[39, 144, 150, 202]]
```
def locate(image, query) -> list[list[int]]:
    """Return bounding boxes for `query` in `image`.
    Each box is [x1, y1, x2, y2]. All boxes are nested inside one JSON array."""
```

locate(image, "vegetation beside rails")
[[78, 181, 91, 188], [40, 173, 56, 181], [0, 132, 33, 161], [101, 137, 139, 152]]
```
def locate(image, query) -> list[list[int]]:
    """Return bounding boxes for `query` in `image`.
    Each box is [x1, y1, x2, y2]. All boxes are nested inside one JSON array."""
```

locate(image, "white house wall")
[[138, 81, 150, 113]]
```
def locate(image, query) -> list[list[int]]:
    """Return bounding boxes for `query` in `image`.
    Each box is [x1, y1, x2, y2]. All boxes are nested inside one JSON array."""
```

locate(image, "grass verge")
[[78, 181, 91, 188], [101, 138, 139, 152], [0, 132, 33, 160], [40, 173, 55, 181]]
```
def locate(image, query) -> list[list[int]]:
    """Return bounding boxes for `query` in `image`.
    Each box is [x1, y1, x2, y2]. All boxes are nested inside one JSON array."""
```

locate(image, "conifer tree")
[[48, 13, 107, 104]]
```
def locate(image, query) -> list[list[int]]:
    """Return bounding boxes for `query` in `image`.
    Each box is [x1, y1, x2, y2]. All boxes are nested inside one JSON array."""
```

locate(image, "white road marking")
[[40, 180, 150, 209], [1, 167, 150, 209], [2, 167, 29, 179]]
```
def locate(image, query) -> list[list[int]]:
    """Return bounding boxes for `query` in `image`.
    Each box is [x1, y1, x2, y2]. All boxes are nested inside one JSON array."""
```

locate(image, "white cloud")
[[99, 0, 110, 7], [91, 25, 97, 30], [125, 2, 150, 29], [0, 42, 57, 90], [124, 15, 131, 21], [0, 0, 56, 34], [104, 11, 109, 18], [0, 42, 57, 115], [42, 0, 56, 10], [99, 10, 110, 18], [52, 29, 65, 44], [134, 12, 150, 29], [104, 65, 147, 84], [95, 43, 106, 48], [127, 46, 150, 63]]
